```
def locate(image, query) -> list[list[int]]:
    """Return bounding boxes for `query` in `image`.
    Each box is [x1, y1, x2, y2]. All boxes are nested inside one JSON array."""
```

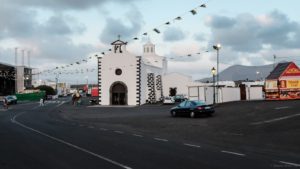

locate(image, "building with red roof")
[[265, 62, 300, 100]]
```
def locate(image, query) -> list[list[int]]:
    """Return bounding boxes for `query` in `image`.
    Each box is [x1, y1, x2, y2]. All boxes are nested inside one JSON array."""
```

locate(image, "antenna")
[[27, 50, 31, 67], [273, 54, 276, 69], [22, 49, 25, 66], [15, 47, 18, 66]]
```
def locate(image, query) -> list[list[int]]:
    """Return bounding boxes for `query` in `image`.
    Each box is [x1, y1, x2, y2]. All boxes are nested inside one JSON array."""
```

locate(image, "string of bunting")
[[38, 2, 209, 75]]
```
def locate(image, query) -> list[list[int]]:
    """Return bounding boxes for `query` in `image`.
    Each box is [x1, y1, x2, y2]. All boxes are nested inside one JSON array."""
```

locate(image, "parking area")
[[58, 99, 300, 157]]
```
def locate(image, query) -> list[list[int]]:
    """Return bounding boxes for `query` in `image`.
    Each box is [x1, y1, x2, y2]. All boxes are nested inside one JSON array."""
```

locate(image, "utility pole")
[[27, 50, 31, 67], [21, 49, 25, 66], [15, 47, 18, 94], [273, 54, 276, 69]]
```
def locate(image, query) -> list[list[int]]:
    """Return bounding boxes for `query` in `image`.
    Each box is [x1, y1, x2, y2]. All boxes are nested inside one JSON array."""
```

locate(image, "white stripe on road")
[[275, 106, 290, 110], [184, 143, 201, 148], [11, 113, 132, 169], [55, 101, 65, 107], [279, 161, 300, 167], [251, 113, 300, 125], [221, 150, 245, 157], [88, 126, 94, 129], [132, 134, 143, 137], [154, 138, 168, 142]]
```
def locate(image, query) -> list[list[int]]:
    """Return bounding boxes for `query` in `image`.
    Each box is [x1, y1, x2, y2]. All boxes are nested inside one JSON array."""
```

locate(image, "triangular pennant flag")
[[101, 52, 105, 55], [190, 9, 197, 15], [143, 32, 147, 36], [133, 37, 138, 40], [175, 16, 182, 20], [200, 4, 206, 8], [153, 28, 160, 33], [165, 21, 170, 25]]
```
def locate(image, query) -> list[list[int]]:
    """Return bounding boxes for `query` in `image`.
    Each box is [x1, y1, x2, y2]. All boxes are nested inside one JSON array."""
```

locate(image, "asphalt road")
[[0, 98, 300, 169]]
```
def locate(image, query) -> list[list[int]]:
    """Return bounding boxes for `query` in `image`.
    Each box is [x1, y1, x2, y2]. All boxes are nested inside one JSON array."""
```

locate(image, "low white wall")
[[188, 86, 263, 104], [246, 87, 263, 100], [219, 87, 240, 103]]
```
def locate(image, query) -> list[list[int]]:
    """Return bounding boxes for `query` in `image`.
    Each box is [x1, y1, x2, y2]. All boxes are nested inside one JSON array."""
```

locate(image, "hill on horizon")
[[198, 64, 275, 82]]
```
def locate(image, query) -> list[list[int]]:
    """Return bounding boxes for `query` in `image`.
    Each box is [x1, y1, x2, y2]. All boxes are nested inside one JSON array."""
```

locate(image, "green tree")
[[35, 85, 56, 96]]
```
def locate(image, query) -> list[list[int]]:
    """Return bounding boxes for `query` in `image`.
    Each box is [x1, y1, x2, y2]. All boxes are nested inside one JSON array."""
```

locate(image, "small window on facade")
[[115, 68, 122, 75], [151, 47, 153, 53], [147, 47, 149, 53]]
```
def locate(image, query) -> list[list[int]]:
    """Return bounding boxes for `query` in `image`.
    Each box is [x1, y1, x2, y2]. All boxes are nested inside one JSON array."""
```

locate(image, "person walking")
[[3, 97, 8, 109], [40, 98, 44, 106]]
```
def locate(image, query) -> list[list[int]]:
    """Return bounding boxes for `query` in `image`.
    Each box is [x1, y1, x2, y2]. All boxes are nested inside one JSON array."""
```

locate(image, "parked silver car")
[[5, 95, 17, 104]]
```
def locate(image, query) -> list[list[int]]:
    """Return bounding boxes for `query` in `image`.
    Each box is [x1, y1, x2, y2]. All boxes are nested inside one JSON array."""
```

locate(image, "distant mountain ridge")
[[198, 64, 274, 82]]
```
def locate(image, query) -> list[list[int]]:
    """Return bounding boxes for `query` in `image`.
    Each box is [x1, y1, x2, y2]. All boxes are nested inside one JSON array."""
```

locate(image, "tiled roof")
[[266, 62, 291, 79]]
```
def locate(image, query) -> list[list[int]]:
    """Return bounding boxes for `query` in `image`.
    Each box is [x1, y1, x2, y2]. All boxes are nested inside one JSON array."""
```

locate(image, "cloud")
[[2, 0, 126, 11], [0, 1, 94, 66], [194, 33, 206, 41], [99, 6, 144, 44], [205, 10, 300, 53], [0, 6, 38, 39], [163, 27, 186, 42]]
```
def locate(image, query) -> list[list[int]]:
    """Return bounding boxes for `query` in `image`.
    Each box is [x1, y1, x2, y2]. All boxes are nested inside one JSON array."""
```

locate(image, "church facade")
[[97, 39, 167, 106]]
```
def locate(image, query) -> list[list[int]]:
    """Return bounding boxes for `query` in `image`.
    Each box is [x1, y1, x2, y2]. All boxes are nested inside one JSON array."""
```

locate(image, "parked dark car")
[[170, 100, 214, 118], [5, 95, 17, 104]]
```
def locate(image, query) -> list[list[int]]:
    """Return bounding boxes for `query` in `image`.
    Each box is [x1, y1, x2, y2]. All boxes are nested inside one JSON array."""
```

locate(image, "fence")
[[16, 91, 46, 101], [188, 86, 263, 104]]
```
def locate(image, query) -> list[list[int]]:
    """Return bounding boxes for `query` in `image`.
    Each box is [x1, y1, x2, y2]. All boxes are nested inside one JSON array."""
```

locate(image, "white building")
[[98, 39, 166, 105], [162, 72, 193, 97]]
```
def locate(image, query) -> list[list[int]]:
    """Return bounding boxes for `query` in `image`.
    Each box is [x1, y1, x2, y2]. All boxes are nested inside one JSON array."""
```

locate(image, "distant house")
[[265, 62, 300, 100]]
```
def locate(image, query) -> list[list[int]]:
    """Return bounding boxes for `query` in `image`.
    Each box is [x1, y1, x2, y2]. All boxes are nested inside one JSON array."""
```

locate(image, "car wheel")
[[171, 111, 177, 117], [190, 111, 195, 118]]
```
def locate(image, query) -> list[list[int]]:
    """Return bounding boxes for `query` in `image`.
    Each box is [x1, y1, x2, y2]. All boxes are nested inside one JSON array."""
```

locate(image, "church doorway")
[[110, 82, 127, 105]]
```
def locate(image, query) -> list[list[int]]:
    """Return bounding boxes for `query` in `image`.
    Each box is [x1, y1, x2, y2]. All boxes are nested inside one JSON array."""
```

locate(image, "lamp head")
[[211, 67, 216, 75], [213, 43, 222, 50]]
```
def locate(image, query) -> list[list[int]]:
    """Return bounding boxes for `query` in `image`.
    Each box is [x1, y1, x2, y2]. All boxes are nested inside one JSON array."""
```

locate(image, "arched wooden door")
[[110, 82, 127, 105]]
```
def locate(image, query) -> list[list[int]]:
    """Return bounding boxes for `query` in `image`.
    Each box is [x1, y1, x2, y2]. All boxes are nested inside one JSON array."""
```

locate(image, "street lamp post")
[[213, 43, 221, 103], [55, 73, 59, 94], [256, 71, 260, 81], [211, 67, 216, 105]]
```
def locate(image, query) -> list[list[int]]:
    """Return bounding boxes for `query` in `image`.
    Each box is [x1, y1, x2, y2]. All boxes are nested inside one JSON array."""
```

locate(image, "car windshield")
[[191, 100, 206, 106]]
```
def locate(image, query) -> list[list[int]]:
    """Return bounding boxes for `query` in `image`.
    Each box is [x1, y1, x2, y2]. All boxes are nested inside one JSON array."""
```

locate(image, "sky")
[[0, 0, 300, 84]]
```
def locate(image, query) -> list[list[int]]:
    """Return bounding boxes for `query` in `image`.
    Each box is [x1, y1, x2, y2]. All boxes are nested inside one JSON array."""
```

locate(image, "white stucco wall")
[[219, 87, 240, 103], [162, 73, 192, 97], [246, 87, 263, 100], [188, 86, 240, 104], [100, 50, 138, 106]]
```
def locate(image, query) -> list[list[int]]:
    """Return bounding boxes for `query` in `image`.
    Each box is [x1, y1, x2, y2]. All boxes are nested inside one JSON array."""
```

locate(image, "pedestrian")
[[43, 95, 46, 105], [72, 93, 76, 105], [40, 98, 44, 106], [3, 97, 8, 109]]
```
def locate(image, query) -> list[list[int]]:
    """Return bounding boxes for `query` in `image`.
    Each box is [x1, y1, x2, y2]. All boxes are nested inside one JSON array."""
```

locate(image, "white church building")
[[98, 39, 169, 106]]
